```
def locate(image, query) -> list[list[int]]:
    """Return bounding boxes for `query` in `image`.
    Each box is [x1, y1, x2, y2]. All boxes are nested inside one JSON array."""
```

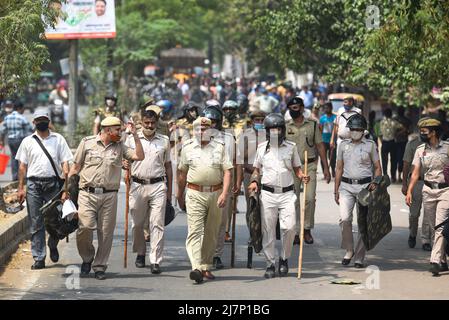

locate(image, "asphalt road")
[[1, 174, 448, 300]]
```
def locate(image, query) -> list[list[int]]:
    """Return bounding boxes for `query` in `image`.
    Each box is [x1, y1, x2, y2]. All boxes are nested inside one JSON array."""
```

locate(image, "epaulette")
[[284, 140, 296, 146], [83, 135, 96, 142], [182, 138, 194, 147], [416, 144, 425, 150], [212, 138, 225, 146]]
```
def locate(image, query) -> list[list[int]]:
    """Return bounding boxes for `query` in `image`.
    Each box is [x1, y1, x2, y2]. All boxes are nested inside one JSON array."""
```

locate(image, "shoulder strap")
[[32, 135, 60, 178]]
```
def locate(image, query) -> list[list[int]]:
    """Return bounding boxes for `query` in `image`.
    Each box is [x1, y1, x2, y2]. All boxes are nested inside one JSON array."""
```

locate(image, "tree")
[[0, 0, 61, 97]]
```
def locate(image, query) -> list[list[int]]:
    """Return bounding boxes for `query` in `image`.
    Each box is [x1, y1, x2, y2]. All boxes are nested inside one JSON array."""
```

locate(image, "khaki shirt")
[[253, 140, 302, 188], [236, 128, 266, 171], [403, 137, 423, 164], [337, 138, 379, 179], [178, 138, 233, 186], [286, 118, 322, 163], [125, 132, 170, 180], [222, 117, 247, 139], [74, 135, 134, 190], [412, 140, 449, 184]]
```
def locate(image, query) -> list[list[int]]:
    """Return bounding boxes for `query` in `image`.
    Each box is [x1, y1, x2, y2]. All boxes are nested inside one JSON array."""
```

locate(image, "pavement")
[[1, 172, 448, 300]]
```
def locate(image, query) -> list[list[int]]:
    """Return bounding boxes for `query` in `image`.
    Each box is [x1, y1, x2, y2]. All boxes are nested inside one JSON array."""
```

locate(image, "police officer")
[[334, 114, 382, 268], [379, 108, 402, 183], [93, 93, 123, 135], [177, 117, 232, 284], [69, 116, 144, 280], [330, 96, 361, 151], [175, 101, 201, 138], [401, 128, 432, 250], [248, 113, 309, 278], [406, 118, 449, 276], [285, 96, 331, 245], [125, 109, 172, 274], [222, 99, 247, 138], [202, 106, 235, 269]]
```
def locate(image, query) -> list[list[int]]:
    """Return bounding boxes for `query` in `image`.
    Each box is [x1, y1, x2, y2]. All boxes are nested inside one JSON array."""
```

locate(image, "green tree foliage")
[[0, 0, 61, 97]]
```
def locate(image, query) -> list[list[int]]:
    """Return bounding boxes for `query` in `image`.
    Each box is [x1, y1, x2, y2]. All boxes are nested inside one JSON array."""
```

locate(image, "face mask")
[[420, 133, 430, 143], [106, 99, 115, 107], [350, 131, 364, 141], [290, 109, 302, 119], [36, 122, 49, 132], [109, 130, 122, 142], [143, 128, 156, 137], [344, 105, 352, 111], [254, 123, 264, 131]]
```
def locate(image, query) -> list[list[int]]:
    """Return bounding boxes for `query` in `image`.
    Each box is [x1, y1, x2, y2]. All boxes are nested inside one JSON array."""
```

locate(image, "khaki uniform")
[[337, 138, 379, 264], [213, 131, 236, 259], [178, 138, 233, 271], [285, 118, 322, 232], [412, 140, 449, 264], [74, 135, 134, 272], [253, 140, 302, 266], [403, 137, 432, 244], [222, 117, 247, 139], [126, 132, 170, 265]]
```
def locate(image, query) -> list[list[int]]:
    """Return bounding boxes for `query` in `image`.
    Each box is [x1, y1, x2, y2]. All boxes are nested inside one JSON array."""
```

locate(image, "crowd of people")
[[1, 76, 449, 284]]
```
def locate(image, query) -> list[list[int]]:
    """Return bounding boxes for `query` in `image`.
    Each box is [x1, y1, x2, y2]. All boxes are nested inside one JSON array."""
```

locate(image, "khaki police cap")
[[145, 105, 162, 115], [418, 117, 441, 128], [193, 116, 211, 127], [101, 116, 122, 127]]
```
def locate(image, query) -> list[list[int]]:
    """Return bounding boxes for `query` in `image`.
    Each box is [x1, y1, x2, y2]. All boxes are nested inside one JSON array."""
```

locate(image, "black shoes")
[[151, 264, 161, 274], [304, 230, 314, 244], [94, 271, 106, 280], [213, 256, 224, 270], [31, 260, 45, 270], [422, 243, 432, 251], [440, 263, 448, 272], [135, 255, 145, 268], [247, 246, 253, 269], [81, 261, 92, 275], [430, 263, 440, 276], [264, 264, 276, 279], [49, 246, 59, 263], [293, 235, 300, 245], [341, 254, 353, 266], [189, 269, 203, 284], [354, 263, 365, 269], [279, 258, 288, 277], [408, 236, 416, 248]]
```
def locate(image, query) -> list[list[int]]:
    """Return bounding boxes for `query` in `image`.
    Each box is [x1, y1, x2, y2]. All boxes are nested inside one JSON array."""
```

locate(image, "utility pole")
[[68, 39, 78, 147]]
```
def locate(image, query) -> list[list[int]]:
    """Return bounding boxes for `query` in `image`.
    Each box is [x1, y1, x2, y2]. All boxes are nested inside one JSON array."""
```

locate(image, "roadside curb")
[[0, 209, 29, 266]]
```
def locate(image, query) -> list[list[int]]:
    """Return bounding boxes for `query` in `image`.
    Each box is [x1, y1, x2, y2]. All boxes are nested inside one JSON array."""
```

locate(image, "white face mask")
[[350, 131, 364, 141]]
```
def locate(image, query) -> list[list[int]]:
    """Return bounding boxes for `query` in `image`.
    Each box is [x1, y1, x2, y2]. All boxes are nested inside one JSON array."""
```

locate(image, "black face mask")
[[36, 122, 49, 132], [290, 109, 302, 119], [420, 133, 430, 143]]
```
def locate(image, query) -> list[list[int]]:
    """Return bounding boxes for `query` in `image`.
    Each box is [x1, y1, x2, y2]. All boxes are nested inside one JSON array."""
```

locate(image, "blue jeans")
[[26, 178, 60, 262], [8, 138, 23, 181]]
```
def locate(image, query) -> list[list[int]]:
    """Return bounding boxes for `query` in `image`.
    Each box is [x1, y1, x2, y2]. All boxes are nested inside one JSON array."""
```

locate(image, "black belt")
[[307, 157, 317, 163], [28, 176, 58, 182], [342, 177, 372, 185], [424, 181, 449, 190], [82, 187, 118, 194], [262, 184, 294, 193], [132, 176, 165, 185]]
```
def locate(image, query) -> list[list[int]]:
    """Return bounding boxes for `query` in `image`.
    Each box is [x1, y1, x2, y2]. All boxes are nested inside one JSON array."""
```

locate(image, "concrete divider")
[[0, 209, 29, 266]]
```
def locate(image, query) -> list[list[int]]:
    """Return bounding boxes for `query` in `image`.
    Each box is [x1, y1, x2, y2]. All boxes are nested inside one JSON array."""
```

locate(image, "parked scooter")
[[49, 99, 67, 125]]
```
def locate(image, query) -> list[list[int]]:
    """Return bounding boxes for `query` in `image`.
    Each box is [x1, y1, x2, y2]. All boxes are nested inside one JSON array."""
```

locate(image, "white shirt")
[[299, 90, 314, 108], [125, 132, 170, 180], [15, 131, 73, 178], [253, 140, 302, 188], [335, 106, 361, 145]]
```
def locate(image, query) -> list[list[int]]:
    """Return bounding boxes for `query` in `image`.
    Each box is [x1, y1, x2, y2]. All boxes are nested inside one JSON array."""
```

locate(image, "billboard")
[[45, 0, 116, 39]]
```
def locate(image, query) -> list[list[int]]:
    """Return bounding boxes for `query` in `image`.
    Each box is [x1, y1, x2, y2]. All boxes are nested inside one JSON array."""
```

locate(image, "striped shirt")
[[0, 111, 33, 140]]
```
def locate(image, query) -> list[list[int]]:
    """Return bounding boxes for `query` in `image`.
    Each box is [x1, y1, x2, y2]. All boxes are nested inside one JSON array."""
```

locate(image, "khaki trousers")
[[260, 190, 297, 266], [76, 190, 118, 273], [425, 186, 449, 264], [338, 182, 367, 264], [186, 188, 222, 271], [409, 181, 433, 244], [215, 171, 234, 258], [295, 161, 318, 232], [130, 182, 167, 264]]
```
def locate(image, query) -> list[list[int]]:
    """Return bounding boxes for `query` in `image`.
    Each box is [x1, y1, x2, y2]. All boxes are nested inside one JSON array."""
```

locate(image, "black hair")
[[14, 101, 24, 110], [383, 108, 392, 118], [141, 110, 159, 120], [96, 0, 106, 5]]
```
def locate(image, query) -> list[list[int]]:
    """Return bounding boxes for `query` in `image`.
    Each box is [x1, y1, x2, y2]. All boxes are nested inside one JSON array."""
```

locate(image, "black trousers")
[[396, 141, 407, 174], [322, 142, 336, 175], [381, 140, 397, 179]]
